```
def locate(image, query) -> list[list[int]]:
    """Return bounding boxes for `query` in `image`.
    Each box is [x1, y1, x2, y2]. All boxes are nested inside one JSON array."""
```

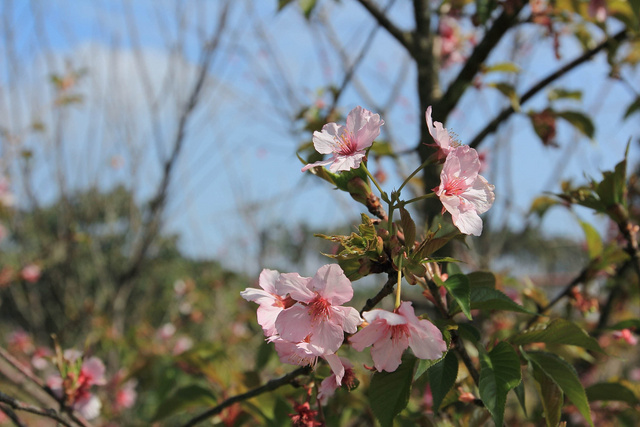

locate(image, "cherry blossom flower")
[[613, 329, 638, 346], [240, 269, 297, 337], [274, 264, 362, 354], [114, 379, 137, 411], [425, 106, 458, 162], [269, 336, 324, 367], [48, 352, 106, 420], [349, 301, 446, 373], [317, 355, 356, 405], [588, 0, 607, 22], [301, 106, 384, 173], [20, 264, 41, 283], [289, 401, 322, 427], [435, 145, 495, 236]]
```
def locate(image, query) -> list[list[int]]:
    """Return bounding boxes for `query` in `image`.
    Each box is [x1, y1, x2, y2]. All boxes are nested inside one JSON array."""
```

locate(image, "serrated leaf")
[[579, 220, 603, 259], [483, 62, 520, 73], [510, 319, 603, 353], [524, 351, 594, 427], [428, 351, 458, 412], [586, 382, 640, 404], [478, 342, 522, 427], [414, 354, 445, 381], [532, 364, 563, 427], [556, 110, 595, 139], [444, 274, 471, 320], [369, 353, 417, 427], [457, 323, 481, 344], [488, 82, 520, 111], [152, 384, 217, 421]]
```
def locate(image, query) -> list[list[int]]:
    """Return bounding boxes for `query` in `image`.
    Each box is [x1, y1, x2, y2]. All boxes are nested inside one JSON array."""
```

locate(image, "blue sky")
[[1, 0, 638, 274]]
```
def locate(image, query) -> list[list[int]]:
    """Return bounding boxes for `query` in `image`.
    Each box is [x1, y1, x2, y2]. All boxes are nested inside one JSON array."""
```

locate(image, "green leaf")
[[255, 339, 274, 370], [524, 351, 594, 427], [444, 274, 471, 320], [511, 319, 603, 353], [514, 381, 527, 417], [152, 384, 217, 421], [488, 82, 520, 111], [414, 354, 445, 381], [467, 271, 496, 288], [548, 88, 582, 101], [457, 323, 481, 344], [608, 318, 640, 331], [428, 351, 458, 412], [369, 353, 417, 427], [478, 342, 522, 427], [483, 62, 520, 74], [277, 0, 296, 11], [463, 287, 533, 315], [597, 154, 628, 209], [579, 220, 603, 259], [623, 97, 640, 120], [556, 111, 595, 139], [529, 196, 559, 218], [399, 206, 416, 250], [532, 364, 563, 427], [298, 0, 317, 19], [586, 382, 640, 404]]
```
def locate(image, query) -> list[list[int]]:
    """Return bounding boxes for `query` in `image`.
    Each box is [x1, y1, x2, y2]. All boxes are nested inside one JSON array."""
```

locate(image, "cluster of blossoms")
[[426, 106, 495, 236], [242, 264, 447, 403]]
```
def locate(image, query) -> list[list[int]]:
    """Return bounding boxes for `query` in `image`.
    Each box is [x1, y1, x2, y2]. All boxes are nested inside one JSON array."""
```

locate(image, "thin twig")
[[354, 0, 412, 52], [180, 366, 312, 427], [469, 29, 628, 150], [360, 274, 396, 314], [0, 392, 73, 427]]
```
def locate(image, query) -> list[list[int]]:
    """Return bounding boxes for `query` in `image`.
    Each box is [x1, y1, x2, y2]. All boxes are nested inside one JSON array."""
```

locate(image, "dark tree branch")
[[361, 274, 396, 314], [431, 1, 527, 125], [469, 28, 628, 150], [355, 0, 413, 52], [0, 392, 73, 427], [181, 366, 312, 427]]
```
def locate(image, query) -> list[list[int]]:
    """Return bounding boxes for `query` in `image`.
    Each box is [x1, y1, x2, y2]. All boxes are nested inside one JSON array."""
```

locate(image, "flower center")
[[309, 296, 331, 323], [391, 324, 410, 344], [444, 176, 467, 196], [335, 130, 358, 156]]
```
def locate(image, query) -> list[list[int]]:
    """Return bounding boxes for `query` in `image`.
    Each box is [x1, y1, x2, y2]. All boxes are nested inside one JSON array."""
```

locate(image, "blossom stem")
[[361, 163, 389, 204], [400, 192, 437, 207], [395, 258, 402, 310], [397, 157, 432, 195]]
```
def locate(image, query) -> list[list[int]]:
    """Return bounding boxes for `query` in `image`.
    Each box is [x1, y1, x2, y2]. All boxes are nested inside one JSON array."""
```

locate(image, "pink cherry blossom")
[[274, 264, 362, 354], [588, 0, 607, 22], [20, 264, 41, 283], [435, 145, 495, 236], [425, 106, 458, 162], [613, 329, 638, 346], [318, 355, 356, 405], [302, 106, 384, 173], [47, 353, 106, 420], [349, 301, 446, 373], [115, 379, 137, 411], [269, 336, 324, 367], [240, 269, 297, 337]]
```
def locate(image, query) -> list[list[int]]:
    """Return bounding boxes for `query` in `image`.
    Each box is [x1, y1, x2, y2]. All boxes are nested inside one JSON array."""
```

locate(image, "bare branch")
[[180, 366, 312, 427], [431, 1, 527, 124], [469, 29, 627, 150], [355, 0, 412, 52], [0, 392, 74, 427]]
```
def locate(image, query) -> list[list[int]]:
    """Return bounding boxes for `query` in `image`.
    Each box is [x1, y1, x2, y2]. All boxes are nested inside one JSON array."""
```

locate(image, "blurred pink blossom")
[[588, 0, 607, 22], [350, 301, 446, 372], [172, 336, 194, 355], [302, 106, 384, 173], [31, 347, 52, 370], [612, 329, 638, 346], [0, 176, 15, 207], [8, 329, 34, 354], [20, 264, 41, 283], [157, 323, 176, 341], [115, 379, 137, 411], [436, 146, 495, 236]]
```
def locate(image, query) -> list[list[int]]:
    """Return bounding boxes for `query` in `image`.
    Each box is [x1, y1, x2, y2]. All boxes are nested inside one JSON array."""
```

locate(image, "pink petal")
[[240, 288, 277, 306], [258, 269, 280, 294], [332, 306, 362, 333], [256, 304, 283, 337], [275, 304, 312, 343], [310, 318, 345, 353], [463, 175, 495, 215], [301, 157, 335, 172], [276, 273, 314, 303], [313, 124, 342, 154], [363, 309, 407, 326], [349, 319, 390, 351], [328, 152, 365, 173], [310, 264, 353, 305], [370, 334, 408, 372], [82, 357, 106, 386], [324, 353, 345, 385], [408, 320, 447, 360]]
